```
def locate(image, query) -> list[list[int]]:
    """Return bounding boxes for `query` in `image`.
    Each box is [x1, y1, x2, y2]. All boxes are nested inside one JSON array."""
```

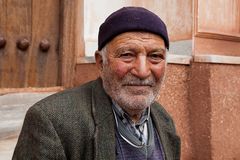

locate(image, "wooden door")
[[0, 0, 61, 88]]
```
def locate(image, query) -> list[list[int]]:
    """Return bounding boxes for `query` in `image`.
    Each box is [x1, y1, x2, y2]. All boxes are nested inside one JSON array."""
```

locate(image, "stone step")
[[0, 92, 54, 160]]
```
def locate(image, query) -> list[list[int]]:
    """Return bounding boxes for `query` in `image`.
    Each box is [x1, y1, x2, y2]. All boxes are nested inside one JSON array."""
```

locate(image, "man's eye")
[[149, 53, 164, 61], [119, 52, 134, 59]]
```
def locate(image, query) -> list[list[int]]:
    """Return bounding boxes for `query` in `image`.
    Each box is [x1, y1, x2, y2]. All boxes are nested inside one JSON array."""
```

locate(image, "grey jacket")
[[12, 78, 180, 160]]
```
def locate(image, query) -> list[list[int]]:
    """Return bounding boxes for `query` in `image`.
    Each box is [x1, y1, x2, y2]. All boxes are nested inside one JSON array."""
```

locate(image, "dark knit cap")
[[98, 7, 169, 50]]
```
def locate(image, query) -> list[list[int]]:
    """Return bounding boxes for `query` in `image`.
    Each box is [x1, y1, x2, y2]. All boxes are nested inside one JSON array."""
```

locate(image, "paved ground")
[[0, 92, 54, 160]]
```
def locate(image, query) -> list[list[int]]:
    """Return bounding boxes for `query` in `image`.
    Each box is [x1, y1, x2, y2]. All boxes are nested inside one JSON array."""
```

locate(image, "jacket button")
[[39, 39, 50, 52], [0, 36, 6, 49], [17, 38, 30, 51]]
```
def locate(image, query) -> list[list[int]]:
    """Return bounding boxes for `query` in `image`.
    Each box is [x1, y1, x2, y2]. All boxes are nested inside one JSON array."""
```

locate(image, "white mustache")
[[121, 74, 156, 86]]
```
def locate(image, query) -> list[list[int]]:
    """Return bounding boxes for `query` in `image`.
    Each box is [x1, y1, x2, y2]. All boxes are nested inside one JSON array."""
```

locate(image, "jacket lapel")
[[151, 103, 181, 160], [91, 78, 116, 160]]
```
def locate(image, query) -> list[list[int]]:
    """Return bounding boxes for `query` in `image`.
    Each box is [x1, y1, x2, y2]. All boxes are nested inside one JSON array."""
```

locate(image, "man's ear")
[[95, 50, 103, 72]]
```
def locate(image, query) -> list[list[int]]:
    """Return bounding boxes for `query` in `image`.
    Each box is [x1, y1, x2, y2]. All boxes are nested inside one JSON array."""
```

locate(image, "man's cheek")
[[152, 64, 165, 81], [112, 63, 130, 79]]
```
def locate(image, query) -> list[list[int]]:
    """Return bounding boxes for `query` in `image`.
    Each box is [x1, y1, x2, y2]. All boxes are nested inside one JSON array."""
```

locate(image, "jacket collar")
[[91, 78, 116, 160], [151, 103, 181, 160]]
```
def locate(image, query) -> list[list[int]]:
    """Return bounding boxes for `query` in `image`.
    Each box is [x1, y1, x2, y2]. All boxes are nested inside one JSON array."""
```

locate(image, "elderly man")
[[13, 7, 180, 160]]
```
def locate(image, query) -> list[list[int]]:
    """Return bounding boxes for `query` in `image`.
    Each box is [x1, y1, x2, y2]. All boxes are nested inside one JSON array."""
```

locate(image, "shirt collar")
[[112, 100, 150, 126]]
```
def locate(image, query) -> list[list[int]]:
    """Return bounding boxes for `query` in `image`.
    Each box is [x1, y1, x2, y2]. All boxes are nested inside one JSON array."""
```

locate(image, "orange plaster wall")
[[188, 63, 212, 160], [209, 64, 240, 160], [74, 63, 99, 86], [188, 63, 240, 160], [158, 64, 194, 160]]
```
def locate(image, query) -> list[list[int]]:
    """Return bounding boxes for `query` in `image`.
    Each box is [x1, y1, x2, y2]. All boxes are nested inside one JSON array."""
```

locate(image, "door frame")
[[60, 0, 84, 88]]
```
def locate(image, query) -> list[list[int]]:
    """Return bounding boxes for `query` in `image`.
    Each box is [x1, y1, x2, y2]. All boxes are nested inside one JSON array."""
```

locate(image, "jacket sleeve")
[[12, 105, 67, 160]]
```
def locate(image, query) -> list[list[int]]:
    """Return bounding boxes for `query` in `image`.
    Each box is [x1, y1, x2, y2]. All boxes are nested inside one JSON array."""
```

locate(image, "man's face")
[[96, 32, 166, 117]]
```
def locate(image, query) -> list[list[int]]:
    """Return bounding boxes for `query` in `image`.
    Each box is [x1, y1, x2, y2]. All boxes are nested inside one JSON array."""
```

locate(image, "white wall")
[[84, 0, 131, 56]]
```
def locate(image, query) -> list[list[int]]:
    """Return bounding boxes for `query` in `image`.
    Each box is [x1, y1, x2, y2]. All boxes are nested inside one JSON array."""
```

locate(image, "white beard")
[[101, 66, 164, 113]]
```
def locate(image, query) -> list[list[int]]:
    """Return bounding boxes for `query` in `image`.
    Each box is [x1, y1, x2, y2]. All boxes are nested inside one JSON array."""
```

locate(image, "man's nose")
[[131, 56, 151, 79]]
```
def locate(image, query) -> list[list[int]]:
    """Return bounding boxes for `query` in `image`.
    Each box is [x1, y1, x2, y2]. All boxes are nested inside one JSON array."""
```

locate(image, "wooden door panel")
[[0, 0, 7, 87], [0, 0, 60, 88], [0, 0, 32, 88], [29, 0, 60, 87], [3, 0, 32, 88]]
